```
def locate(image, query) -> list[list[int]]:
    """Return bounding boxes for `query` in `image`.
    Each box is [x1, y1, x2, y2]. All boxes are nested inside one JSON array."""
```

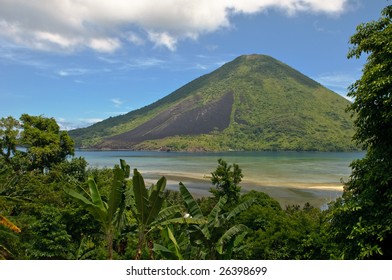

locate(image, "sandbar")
[[142, 171, 343, 209]]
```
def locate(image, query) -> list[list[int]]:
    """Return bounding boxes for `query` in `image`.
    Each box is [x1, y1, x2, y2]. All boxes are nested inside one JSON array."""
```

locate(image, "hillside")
[[69, 54, 356, 151]]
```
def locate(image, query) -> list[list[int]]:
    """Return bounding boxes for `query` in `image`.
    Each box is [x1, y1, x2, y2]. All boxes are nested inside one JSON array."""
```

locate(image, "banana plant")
[[130, 169, 205, 259], [179, 182, 255, 259], [153, 226, 186, 260], [131, 168, 176, 259], [64, 159, 130, 259]]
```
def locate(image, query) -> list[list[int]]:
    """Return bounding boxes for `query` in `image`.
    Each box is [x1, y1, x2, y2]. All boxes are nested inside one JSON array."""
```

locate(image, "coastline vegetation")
[[0, 114, 344, 259], [0, 134, 332, 260], [1, 4, 391, 260]]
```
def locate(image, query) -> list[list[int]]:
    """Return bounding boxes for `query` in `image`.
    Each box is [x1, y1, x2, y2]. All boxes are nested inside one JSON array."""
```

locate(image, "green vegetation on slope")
[[69, 54, 356, 152]]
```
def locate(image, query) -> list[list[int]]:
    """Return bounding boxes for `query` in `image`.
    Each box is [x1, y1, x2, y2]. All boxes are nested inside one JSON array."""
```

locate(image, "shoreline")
[[145, 170, 344, 190], [76, 150, 357, 209], [143, 171, 344, 209]]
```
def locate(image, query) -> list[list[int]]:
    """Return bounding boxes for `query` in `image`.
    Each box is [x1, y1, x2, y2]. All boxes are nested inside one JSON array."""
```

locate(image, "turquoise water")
[[76, 150, 364, 197]]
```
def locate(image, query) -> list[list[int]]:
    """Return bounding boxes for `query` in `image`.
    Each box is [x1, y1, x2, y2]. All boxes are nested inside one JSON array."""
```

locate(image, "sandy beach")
[[76, 150, 360, 209], [144, 171, 344, 209]]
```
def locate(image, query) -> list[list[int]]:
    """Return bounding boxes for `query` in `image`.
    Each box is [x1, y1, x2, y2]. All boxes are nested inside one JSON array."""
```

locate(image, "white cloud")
[[35, 31, 81, 49], [89, 38, 121, 53], [0, 41, 51, 68], [57, 68, 90, 77], [195, 64, 207, 70], [232, 0, 348, 15], [81, 118, 103, 124], [148, 31, 178, 51], [127, 57, 166, 69], [111, 98, 123, 107], [57, 119, 71, 131], [314, 71, 360, 98], [0, 0, 350, 52], [125, 32, 145, 46], [63, 118, 103, 130]]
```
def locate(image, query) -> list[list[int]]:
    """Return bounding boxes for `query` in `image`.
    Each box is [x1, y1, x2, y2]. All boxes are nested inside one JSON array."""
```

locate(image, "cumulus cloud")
[[148, 31, 178, 51], [0, 0, 350, 52]]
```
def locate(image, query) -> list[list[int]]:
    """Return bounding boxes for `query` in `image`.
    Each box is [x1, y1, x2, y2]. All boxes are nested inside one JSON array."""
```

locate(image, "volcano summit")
[[69, 55, 355, 151]]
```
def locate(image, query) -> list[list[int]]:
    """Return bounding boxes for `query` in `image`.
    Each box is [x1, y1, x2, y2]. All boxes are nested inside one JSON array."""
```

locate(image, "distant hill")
[[69, 54, 356, 151]]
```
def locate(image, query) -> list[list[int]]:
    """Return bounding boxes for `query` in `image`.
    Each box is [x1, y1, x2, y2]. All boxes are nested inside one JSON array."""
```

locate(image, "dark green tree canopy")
[[347, 5, 392, 154], [330, 5, 392, 259], [0, 116, 20, 162], [1, 114, 74, 171], [210, 158, 243, 205]]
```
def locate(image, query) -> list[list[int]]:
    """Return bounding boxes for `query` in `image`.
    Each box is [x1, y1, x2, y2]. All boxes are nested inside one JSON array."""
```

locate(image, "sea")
[[75, 150, 365, 209]]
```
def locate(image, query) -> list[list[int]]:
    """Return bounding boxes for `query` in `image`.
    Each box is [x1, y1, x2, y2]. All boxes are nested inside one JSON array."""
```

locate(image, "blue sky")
[[0, 0, 388, 130]]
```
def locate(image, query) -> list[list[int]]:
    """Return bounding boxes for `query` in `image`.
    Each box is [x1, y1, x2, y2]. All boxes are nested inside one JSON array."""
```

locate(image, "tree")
[[27, 206, 71, 259], [210, 158, 243, 205], [20, 114, 74, 171], [0, 116, 20, 163], [330, 5, 392, 259]]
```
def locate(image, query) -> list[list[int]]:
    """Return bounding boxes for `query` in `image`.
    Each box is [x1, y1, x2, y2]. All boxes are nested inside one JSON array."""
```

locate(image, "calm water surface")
[[76, 150, 364, 204]]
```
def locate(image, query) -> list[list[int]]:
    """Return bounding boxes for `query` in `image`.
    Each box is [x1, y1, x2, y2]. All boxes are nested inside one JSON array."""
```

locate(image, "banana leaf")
[[154, 205, 183, 225], [107, 166, 125, 224], [132, 169, 149, 223], [153, 243, 173, 255], [120, 159, 130, 178], [207, 195, 227, 229], [157, 217, 207, 228], [179, 183, 204, 218], [216, 224, 248, 255], [145, 176, 166, 225], [88, 177, 106, 211], [226, 198, 256, 221], [63, 186, 107, 224]]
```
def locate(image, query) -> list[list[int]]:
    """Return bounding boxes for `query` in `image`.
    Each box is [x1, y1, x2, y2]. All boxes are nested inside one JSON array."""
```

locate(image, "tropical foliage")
[[64, 159, 130, 259], [1, 128, 332, 259], [210, 159, 243, 206], [1, 5, 391, 260], [328, 5, 392, 259]]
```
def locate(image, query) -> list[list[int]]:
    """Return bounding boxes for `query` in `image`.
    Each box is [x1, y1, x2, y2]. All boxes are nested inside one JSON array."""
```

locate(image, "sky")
[[0, 0, 389, 130]]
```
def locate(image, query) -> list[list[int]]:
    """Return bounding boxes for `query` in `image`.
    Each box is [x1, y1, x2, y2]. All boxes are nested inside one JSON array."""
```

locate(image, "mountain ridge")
[[69, 54, 356, 151]]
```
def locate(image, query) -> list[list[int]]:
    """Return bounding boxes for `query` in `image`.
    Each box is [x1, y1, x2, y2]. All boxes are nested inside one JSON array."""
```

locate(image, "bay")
[[75, 150, 364, 208]]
